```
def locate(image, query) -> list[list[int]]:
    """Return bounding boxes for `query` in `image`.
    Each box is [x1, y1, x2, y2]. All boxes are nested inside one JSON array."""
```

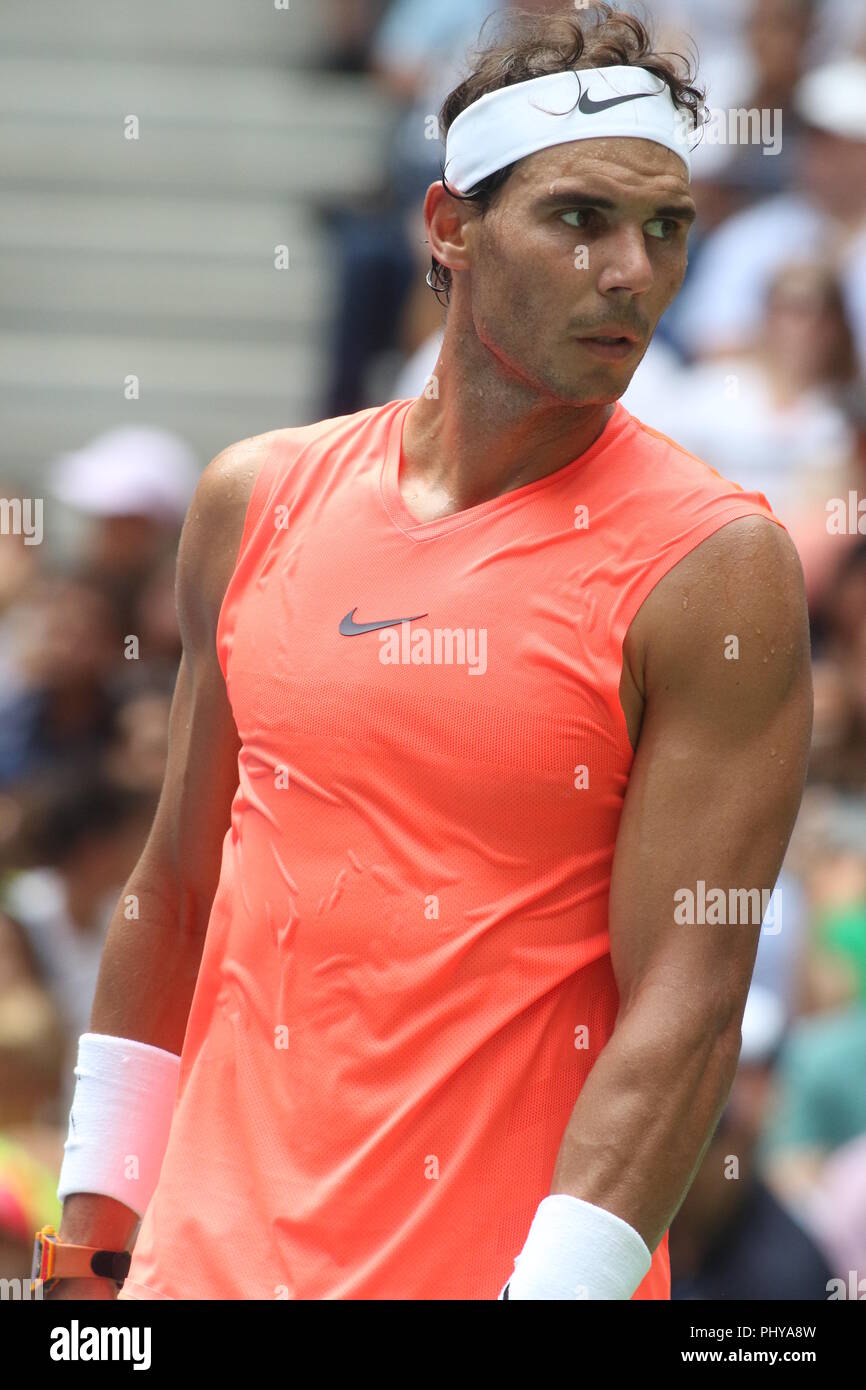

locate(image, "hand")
[[44, 1277, 119, 1300]]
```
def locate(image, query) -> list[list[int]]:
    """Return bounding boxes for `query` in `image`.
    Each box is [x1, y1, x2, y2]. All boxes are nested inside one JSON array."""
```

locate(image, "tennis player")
[[42, 7, 812, 1300]]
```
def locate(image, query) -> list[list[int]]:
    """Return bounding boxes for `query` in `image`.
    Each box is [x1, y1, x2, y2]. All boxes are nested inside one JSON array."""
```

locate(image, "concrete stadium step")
[[0, 391, 320, 487], [1, 190, 314, 257], [0, 251, 333, 333], [0, 58, 392, 196], [0, 326, 330, 477], [1, 56, 386, 123], [0, 5, 388, 479], [0, 330, 324, 400], [1, 0, 328, 65]]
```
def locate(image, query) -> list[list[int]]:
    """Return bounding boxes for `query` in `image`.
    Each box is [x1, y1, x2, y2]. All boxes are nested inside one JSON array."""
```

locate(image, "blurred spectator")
[[322, 0, 506, 415], [726, 0, 815, 195], [638, 259, 859, 606], [671, 985, 835, 1298], [0, 961, 64, 1131], [758, 1003, 866, 1214], [0, 928, 65, 1276], [809, 540, 866, 790], [51, 425, 196, 529], [810, 0, 866, 62], [319, 0, 391, 73], [803, 1131, 866, 1283], [369, 0, 510, 203], [673, 58, 866, 369], [750, 868, 810, 1020], [0, 523, 43, 703], [840, 376, 866, 488], [0, 773, 155, 1113], [49, 424, 196, 637], [798, 845, 866, 1011], [0, 576, 121, 791], [118, 550, 183, 694], [104, 689, 173, 797]]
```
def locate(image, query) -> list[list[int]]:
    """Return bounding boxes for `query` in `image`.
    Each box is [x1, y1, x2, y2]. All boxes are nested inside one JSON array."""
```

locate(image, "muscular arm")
[[89, 441, 266, 1046], [550, 516, 813, 1253], [55, 436, 272, 1274]]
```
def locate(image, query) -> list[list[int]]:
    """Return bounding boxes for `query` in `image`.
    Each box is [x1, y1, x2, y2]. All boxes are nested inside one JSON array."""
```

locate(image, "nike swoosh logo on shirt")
[[577, 90, 656, 115], [339, 608, 428, 635]]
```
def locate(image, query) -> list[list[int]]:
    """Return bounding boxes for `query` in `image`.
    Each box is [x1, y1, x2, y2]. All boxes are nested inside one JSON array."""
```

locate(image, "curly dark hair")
[[428, 4, 707, 306]]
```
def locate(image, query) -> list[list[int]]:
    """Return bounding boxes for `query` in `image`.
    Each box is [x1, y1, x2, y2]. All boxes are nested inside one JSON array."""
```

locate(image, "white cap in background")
[[795, 59, 866, 142], [50, 426, 198, 523]]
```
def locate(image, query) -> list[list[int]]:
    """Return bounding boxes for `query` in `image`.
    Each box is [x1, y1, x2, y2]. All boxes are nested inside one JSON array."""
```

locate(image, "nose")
[[595, 223, 654, 297]]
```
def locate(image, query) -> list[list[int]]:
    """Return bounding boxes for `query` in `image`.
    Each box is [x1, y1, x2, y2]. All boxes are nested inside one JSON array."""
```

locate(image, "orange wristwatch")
[[31, 1225, 131, 1294]]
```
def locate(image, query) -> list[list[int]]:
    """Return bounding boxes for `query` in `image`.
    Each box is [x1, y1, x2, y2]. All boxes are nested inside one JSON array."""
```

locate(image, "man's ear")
[[424, 181, 474, 278]]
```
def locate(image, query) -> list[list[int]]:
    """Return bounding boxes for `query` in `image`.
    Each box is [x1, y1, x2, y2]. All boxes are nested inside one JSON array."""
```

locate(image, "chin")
[[553, 379, 625, 407], [536, 355, 635, 402], [575, 368, 637, 403]]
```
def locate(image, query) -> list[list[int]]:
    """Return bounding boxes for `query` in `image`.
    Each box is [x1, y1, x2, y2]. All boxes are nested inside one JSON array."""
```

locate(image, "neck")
[[401, 309, 615, 518]]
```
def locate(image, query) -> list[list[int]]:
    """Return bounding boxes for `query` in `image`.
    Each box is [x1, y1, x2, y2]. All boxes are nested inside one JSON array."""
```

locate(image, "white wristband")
[[57, 1032, 181, 1220], [498, 1194, 652, 1300]]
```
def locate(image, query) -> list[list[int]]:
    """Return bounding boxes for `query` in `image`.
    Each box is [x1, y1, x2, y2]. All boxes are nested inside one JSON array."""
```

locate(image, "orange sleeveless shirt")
[[119, 398, 782, 1300]]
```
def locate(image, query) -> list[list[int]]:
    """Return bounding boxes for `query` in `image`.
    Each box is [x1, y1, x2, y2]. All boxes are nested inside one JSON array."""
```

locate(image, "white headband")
[[443, 66, 693, 192]]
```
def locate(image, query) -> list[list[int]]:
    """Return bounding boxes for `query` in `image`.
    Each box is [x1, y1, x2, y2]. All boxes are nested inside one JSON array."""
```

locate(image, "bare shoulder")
[[649, 514, 806, 630], [176, 428, 291, 644], [186, 428, 290, 539], [627, 515, 811, 717]]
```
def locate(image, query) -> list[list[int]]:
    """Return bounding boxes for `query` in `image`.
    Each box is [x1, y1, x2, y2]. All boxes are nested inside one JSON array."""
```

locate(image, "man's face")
[[461, 137, 695, 404]]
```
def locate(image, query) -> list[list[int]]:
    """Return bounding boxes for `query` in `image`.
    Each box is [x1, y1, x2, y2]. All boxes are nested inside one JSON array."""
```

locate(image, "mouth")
[[574, 333, 639, 362]]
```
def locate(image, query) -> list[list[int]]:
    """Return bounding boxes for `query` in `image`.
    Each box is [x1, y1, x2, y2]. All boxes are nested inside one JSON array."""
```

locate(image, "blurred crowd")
[[2, 0, 865, 1299], [0, 428, 195, 1277]]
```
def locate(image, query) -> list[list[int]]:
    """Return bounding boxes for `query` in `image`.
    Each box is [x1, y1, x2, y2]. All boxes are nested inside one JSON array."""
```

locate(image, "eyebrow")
[[533, 191, 697, 224]]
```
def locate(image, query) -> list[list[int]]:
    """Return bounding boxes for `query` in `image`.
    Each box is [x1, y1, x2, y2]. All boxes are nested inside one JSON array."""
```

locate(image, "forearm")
[[58, 857, 210, 1245], [550, 995, 741, 1252], [59, 1192, 139, 1248], [88, 852, 210, 1054]]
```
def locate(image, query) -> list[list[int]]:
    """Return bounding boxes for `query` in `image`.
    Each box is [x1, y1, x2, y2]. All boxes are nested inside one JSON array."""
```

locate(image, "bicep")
[[142, 646, 240, 900], [609, 517, 813, 1024], [133, 445, 264, 908]]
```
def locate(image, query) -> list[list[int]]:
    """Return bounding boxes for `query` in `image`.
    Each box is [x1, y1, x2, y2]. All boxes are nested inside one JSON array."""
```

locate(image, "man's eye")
[[560, 209, 593, 228], [645, 218, 677, 240]]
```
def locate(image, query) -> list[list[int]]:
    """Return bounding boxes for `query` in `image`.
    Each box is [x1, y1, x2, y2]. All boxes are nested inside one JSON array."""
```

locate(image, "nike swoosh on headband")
[[576, 89, 657, 115], [339, 608, 428, 635]]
